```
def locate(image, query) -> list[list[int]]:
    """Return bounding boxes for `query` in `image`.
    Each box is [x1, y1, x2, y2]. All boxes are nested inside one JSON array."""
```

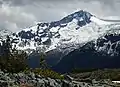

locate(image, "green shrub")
[[71, 68, 120, 80], [24, 68, 64, 80]]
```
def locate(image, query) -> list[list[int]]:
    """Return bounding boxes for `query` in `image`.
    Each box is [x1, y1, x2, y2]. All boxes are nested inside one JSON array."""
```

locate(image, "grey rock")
[[0, 81, 8, 87], [29, 72, 36, 79], [62, 80, 72, 87], [0, 71, 117, 87], [0, 70, 4, 75], [64, 75, 74, 82]]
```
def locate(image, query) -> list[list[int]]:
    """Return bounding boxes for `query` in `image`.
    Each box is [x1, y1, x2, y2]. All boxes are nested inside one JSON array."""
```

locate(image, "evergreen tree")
[[0, 36, 28, 73], [39, 52, 48, 69]]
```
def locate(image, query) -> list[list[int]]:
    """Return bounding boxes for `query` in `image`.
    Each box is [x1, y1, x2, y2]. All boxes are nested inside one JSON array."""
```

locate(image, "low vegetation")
[[71, 68, 120, 81], [24, 68, 64, 80]]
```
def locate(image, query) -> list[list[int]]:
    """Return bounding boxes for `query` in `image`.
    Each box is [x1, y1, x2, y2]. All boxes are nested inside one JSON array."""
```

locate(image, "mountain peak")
[[60, 10, 92, 25], [36, 10, 92, 30]]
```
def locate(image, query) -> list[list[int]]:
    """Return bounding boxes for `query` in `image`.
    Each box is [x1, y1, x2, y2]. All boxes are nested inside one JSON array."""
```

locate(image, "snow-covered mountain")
[[1, 10, 120, 56]]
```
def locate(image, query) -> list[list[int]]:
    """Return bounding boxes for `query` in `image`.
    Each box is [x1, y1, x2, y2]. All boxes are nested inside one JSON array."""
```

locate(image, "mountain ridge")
[[1, 10, 120, 55]]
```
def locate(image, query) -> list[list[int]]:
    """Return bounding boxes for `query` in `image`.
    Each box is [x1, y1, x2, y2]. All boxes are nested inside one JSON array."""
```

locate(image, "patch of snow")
[[41, 37, 49, 42], [90, 16, 115, 25], [50, 26, 60, 33], [112, 81, 120, 83]]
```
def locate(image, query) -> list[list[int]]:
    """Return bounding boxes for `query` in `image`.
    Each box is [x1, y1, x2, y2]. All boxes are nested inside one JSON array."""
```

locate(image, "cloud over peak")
[[0, 0, 120, 32]]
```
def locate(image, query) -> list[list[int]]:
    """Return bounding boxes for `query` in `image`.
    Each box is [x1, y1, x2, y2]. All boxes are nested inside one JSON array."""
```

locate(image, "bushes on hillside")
[[24, 68, 64, 79], [71, 68, 120, 81]]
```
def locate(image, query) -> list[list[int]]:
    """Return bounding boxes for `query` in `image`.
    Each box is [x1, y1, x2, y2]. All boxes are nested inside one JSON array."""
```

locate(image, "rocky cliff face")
[[0, 70, 118, 87]]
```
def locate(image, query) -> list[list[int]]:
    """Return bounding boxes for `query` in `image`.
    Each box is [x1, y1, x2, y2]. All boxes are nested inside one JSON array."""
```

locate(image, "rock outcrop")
[[0, 70, 118, 87]]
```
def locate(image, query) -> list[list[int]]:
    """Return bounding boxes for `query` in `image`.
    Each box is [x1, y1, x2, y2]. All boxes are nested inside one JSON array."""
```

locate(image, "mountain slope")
[[53, 36, 120, 73], [7, 10, 120, 56], [10, 10, 92, 53]]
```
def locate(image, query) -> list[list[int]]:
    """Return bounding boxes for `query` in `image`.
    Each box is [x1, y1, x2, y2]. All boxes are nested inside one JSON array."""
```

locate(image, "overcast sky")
[[0, 0, 120, 32]]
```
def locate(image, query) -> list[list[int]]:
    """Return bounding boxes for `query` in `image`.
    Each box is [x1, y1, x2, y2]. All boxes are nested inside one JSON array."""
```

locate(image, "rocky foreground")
[[0, 70, 120, 87]]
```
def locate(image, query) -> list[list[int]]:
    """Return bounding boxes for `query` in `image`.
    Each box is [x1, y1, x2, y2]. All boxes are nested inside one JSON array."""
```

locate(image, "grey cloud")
[[0, 0, 120, 32], [1, 0, 120, 6], [0, 4, 37, 32]]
